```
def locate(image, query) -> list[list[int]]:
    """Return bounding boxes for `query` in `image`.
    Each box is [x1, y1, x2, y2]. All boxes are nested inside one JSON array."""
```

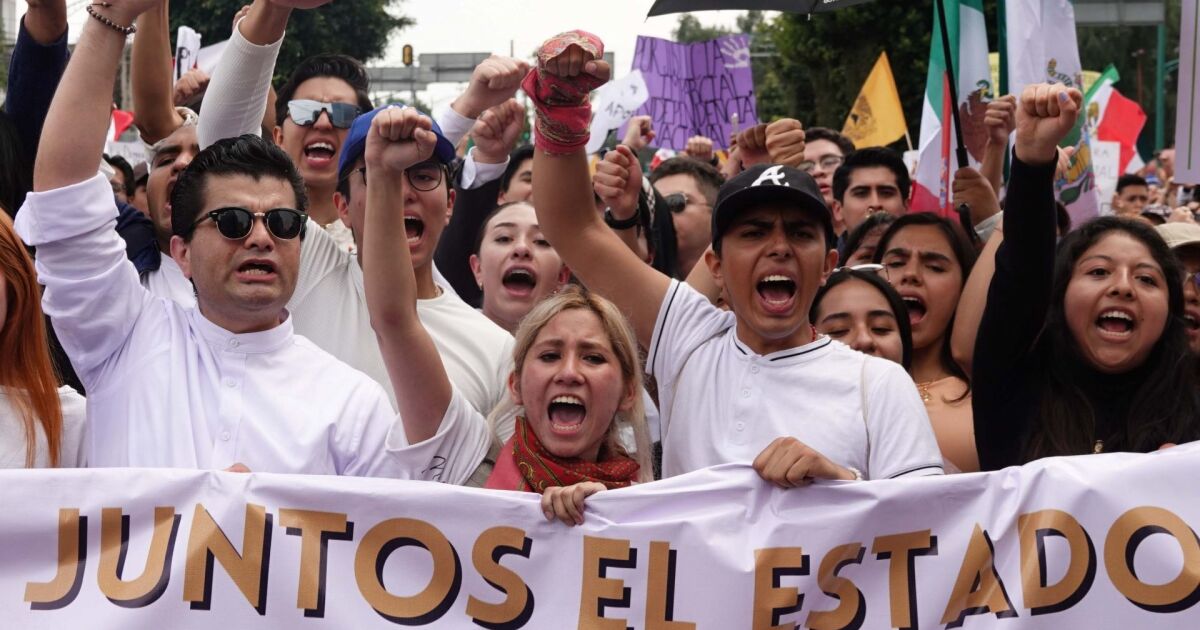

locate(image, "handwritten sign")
[[625, 34, 758, 151], [174, 26, 202, 83], [586, 70, 650, 154]]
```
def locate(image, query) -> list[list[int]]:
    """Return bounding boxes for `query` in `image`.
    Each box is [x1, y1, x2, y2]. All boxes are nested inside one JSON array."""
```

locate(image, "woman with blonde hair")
[[0, 212, 86, 467], [361, 107, 651, 524]]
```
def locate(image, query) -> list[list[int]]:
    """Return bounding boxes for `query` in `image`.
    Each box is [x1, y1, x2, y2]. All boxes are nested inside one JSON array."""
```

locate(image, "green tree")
[[672, 14, 732, 43], [169, 0, 412, 84]]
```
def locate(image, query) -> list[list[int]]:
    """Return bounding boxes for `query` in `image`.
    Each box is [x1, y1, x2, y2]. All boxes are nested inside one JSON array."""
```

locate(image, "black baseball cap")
[[711, 164, 836, 250]]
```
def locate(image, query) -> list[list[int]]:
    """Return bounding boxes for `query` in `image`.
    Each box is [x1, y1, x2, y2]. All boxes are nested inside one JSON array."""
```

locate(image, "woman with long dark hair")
[[811, 266, 913, 370], [973, 83, 1200, 469], [874, 213, 978, 471]]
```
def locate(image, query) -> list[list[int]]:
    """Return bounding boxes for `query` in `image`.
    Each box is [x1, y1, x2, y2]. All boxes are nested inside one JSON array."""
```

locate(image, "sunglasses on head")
[[188, 207, 307, 240], [833, 263, 890, 280], [286, 100, 361, 129]]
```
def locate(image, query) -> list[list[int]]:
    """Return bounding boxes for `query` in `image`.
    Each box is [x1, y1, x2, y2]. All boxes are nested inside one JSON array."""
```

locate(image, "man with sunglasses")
[[16, 1, 423, 476], [648, 157, 725, 277]]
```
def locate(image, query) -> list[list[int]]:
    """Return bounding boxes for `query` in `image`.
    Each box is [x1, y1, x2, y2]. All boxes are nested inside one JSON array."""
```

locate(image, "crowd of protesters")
[[2, 0, 1198, 525]]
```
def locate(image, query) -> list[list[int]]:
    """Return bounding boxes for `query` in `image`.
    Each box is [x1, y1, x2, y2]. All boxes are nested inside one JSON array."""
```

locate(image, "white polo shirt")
[[288, 219, 515, 413], [16, 174, 425, 477], [648, 280, 944, 479]]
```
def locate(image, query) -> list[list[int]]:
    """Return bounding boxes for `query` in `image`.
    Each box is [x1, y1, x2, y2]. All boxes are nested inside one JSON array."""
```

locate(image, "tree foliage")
[[169, 0, 412, 85]]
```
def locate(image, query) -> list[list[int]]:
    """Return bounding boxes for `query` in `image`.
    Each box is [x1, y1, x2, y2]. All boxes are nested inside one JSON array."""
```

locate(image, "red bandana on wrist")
[[521, 30, 606, 155], [496, 415, 639, 493]]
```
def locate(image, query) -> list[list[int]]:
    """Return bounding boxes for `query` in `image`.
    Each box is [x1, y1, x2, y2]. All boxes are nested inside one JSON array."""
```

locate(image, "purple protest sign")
[[624, 34, 758, 151]]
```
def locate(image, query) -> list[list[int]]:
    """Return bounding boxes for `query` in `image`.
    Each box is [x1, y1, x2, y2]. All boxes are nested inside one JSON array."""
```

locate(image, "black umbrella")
[[647, 0, 970, 169]]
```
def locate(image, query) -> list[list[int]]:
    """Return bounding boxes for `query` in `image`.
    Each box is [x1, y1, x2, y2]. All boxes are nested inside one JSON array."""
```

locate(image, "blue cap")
[[337, 104, 457, 179]]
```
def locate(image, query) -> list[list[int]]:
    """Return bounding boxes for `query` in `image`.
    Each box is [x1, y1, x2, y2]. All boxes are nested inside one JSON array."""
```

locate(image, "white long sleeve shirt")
[[15, 174, 427, 477]]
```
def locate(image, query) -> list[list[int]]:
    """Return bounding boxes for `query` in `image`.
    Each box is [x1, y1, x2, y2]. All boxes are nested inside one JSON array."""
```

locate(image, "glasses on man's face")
[[350, 162, 445, 192], [833, 263, 890, 281], [1182, 270, 1200, 291], [798, 155, 845, 174], [187, 207, 307, 240], [662, 192, 711, 214], [286, 100, 361, 129]]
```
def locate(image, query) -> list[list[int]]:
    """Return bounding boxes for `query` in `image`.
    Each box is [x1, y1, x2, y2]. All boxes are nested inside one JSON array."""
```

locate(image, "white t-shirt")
[[142, 255, 196, 308], [648, 280, 944, 479], [384, 388, 493, 485], [288, 219, 515, 413], [0, 386, 87, 468]]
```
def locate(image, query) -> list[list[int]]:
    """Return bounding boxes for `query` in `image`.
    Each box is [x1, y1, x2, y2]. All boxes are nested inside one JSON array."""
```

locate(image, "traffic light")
[[402, 44, 414, 67]]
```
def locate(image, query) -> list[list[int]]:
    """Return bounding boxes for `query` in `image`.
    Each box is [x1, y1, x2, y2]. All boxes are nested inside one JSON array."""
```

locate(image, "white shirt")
[[648, 281, 944, 479], [288, 219, 515, 413], [385, 388, 493, 485], [0, 386, 87, 468], [142, 254, 196, 307], [15, 175, 421, 477]]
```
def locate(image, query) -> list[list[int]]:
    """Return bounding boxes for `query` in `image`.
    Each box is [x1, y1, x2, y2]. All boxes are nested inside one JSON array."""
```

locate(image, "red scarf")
[[485, 416, 639, 493]]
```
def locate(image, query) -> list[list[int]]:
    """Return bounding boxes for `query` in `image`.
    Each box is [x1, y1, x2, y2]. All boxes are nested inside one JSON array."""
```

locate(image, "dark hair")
[[473, 200, 534, 255], [0, 111, 31, 217], [811, 268, 913, 369], [833, 147, 911, 203], [1028, 217, 1200, 460], [1055, 201, 1072, 237], [500, 145, 535, 194], [841, 213, 896, 263], [873, 212, 977, 397], [103, 154, 136, 198], [804, 127, 856, 158], [1116, 174, 1148, 195], [275, 54, 374, 126], [650, 156, 725, 206], [170, 135, 308, 240]]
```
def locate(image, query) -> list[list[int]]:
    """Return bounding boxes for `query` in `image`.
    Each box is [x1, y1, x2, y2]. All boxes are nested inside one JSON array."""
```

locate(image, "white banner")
[[3, 447, 1200, 628], [174, 26, 203, 83]]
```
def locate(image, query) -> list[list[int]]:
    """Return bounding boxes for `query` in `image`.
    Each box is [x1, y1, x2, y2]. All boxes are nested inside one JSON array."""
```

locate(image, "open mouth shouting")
[[1095, 308, 1136, 340], [235, 258, 278, 282], [501, 265, 539, 299], [899, 293, 927, 327], [547, 395, 587, 435], [303, 140, 337, 170], [756, 274, 797, 315], [404, 214, 425, 246]]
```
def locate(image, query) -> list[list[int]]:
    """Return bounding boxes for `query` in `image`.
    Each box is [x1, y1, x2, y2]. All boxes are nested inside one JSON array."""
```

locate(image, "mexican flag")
[[912, 0, 993, 216], [1085, 65, 1148, 174], [1006, 0, 1100, 222]]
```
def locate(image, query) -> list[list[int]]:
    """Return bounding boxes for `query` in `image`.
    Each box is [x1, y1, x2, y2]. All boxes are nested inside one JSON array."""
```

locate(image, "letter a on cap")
[[751, 165, 789, 187]]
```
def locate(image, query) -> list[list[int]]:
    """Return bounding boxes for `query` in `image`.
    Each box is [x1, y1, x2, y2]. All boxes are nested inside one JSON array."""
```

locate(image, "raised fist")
[[766, 119, 806, 168], [364, 106, 437, 175], [984, 94, 1017, 147], [593, 144, 642, 221], [951, 167, 999, 220], [1015, 83, 1083, 165], [536, 31, 610, 85], [453, 55, 530, 120], [621, 115, 655, 151], [472, 99, 526, 164], [173, 68, 210, 107], [737, 124, 770, 168], [683, 135, 714, 163]]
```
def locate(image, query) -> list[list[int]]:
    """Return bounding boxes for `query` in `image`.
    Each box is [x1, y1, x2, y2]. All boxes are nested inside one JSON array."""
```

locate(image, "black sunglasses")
[[188, 207, 308, 240], [287, 100, 361, 129], [662, 192, 711, 214]]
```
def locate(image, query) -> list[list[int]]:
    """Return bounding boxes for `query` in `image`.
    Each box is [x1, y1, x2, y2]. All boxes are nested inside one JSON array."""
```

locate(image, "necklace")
[[916, 380, 934, 404]]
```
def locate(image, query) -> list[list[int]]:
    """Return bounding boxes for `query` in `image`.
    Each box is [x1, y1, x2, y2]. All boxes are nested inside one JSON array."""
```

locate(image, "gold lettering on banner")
[[1018, 510, 1096, 615], [466, 526, 535, 629], [182, 503, 273, 614], [804, 543, 866, 630], [278, 509, 352, 618], [578, 536, 636, 630], [98, 507, 180, 607], [752, 547, 808, 630], [24, 508, 86, 609], [940, 525, 1017, 627], [645, 541, 695, 630], [871, 530, 937, 630], [1105, 506, 1200, 612], [354, 518, 461, 624]]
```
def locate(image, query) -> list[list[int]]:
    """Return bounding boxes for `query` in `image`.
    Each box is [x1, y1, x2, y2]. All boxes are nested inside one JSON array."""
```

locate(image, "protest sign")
[[1092, 139, 1121, 214], [1176, 0, 1200, 185], [624, 34, 758, 151], [3, 446, 1200, 628], [174, 26, 203, 83], [586, 70, 650, 154]]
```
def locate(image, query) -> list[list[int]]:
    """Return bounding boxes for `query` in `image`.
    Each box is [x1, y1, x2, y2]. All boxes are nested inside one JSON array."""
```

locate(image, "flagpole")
[[935, 0, 970, 169], [905, 130, 914, 152]]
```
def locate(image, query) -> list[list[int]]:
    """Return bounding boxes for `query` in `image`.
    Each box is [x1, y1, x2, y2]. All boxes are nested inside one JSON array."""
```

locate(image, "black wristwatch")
[[604, 207, 641, 230]]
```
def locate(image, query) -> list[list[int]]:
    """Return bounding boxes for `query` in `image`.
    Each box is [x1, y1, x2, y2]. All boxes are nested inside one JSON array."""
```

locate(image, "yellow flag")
[[842, 52, 908, 149]]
